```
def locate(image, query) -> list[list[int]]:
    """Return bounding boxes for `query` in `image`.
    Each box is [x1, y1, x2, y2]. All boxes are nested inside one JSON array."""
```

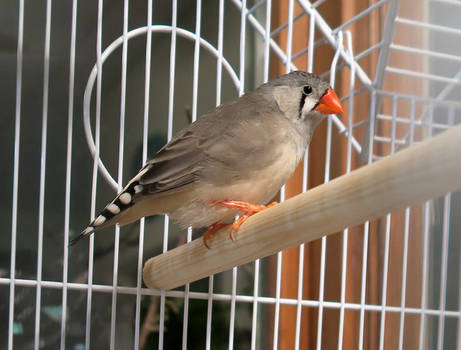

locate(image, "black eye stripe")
[[298, 93, 307, 118]]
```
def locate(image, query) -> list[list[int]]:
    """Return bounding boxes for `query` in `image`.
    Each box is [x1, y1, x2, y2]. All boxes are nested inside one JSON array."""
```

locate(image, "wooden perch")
[[143, 124, 461, 290]]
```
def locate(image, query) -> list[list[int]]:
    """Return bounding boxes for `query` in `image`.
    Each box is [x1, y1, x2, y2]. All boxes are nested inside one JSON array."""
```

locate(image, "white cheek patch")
[[302, 98, 318, 117]]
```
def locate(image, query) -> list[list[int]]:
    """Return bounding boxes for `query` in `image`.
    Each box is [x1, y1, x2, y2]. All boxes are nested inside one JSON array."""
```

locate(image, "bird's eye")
[[303, 85, 313, 95]]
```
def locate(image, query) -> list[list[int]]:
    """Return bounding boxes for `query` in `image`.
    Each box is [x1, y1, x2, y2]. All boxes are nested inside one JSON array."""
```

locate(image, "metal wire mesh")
[[1, 0, 460, 349]]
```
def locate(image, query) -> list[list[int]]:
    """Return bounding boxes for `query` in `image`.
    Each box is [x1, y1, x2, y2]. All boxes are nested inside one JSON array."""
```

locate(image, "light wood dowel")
[[143, 124, 461, 290]]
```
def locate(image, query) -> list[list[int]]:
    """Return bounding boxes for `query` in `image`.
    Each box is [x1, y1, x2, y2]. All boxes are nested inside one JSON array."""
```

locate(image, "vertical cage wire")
[[8, 0, 24, 348], [34, 0, 52, 348], [60, 0, 78, 348], [108, 0, 129, 344], [85, 0, 104, 347], [337, 31, 355, 350]]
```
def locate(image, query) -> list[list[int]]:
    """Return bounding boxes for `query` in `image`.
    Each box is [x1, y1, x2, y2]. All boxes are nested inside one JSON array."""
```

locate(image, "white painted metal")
[[397, 99, 415, 350], [8, 0, 24, 348], [85, 0, 104, 348], [294, 14, 315, 350], [337, 31, 355, 350], [60, 0, 78, 349], [34, 0, 52, 349], [109, 0, 129, 347]]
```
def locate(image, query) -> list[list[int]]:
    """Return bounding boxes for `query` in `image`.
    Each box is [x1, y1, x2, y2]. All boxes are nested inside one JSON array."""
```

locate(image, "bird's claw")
[[229, 215, 249, 241], [203, 222, 228, 249], [212, 200, 279, 243]]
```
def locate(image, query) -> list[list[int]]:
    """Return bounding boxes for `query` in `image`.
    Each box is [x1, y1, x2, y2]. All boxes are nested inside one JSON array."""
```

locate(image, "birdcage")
[[2, 0, 461, 349]]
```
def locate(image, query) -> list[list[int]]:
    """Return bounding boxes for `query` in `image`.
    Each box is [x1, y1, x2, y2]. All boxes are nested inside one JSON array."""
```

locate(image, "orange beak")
[[314, 88, 344, 115]]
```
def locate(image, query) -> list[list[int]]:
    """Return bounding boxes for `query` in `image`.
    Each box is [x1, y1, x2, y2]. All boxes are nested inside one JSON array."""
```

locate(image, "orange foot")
[[203, 222, 229, 249], [213, 200, 278, 241]]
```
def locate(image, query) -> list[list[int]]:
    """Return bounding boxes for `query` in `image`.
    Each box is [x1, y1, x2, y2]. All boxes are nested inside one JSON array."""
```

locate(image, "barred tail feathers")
[[70, 180, 146, 246]]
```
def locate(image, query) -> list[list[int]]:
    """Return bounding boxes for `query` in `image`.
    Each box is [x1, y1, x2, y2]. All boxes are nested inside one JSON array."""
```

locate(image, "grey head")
[[256, 71, 341, 135]]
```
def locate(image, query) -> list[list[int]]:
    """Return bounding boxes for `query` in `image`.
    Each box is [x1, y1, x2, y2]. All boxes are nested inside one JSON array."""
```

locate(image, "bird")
[[71, 71, 343, 247]]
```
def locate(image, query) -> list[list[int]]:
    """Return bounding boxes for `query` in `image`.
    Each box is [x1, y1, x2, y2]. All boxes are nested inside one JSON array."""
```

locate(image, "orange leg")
[[213, 200, 278, 241], [203, 222, 229, 249]]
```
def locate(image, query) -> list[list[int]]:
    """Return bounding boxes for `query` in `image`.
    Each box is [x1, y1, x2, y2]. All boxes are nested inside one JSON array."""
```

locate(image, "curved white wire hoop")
[[83, 24, 365, 190], [83, 25, 241, 190]]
